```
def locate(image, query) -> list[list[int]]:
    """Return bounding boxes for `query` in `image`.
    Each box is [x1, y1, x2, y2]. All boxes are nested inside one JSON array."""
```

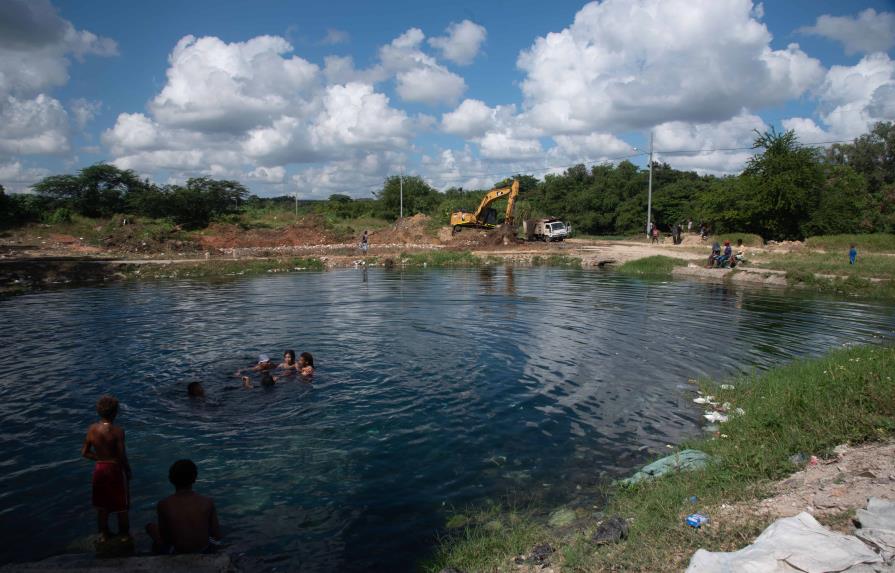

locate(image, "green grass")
[[617, 255, 689, 277], [123, 257, 324, 280], [754, 251, 895, 283], [806, 233, 895, 253], [708, 233, 765, 247], [428, 344, 895, 572], [399, 250, 482, 267]]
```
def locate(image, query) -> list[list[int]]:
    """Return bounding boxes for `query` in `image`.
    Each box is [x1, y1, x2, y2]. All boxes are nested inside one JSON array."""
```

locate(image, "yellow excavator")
[[450, 179, 520, 235]]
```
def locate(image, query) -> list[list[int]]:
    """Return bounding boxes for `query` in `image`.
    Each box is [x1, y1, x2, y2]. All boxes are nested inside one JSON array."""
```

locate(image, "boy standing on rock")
[[81, 395, 132, 544]]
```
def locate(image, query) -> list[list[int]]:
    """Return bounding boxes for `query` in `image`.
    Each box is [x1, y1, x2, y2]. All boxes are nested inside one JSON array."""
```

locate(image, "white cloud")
[[0, 0, 115, 162], [0, 160, 50, 192], [652, 112, 767, 175], [551, 133, 634, 160], [311, 83, 413, 148], [247, 165, 286, 183], [70, 98, 101, 129], [798, 9, 895, 55], [321, 28, 350, 46], [150, 35, 320, 132], [516, 0, 823, 134], [479, 131, 543, 161], [441, 99, 516, 138], [783, 53, 895, 142], [428, 20, 487, 66], [291, 151, 404, 199], [395, 66, 466, 106], [0, 94, 69, 155]]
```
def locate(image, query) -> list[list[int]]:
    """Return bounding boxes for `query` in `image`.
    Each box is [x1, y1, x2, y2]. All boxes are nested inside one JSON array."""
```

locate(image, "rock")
[[529, 543, 554, 565], [592, 516, 629, 545], [548, 507, 576, 528]]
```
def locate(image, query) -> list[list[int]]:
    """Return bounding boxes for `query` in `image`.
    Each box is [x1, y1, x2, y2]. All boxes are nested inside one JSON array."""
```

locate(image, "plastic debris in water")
[[704, 411, 729, 423], [686, 513, 710, 528]]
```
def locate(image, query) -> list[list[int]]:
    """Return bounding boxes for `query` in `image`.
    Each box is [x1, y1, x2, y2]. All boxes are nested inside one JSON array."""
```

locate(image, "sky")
[[1, 0, 894, 198]]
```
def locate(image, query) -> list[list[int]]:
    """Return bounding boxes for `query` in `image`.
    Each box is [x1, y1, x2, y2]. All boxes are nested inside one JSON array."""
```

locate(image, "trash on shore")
[[693, 396, 716, 405], [686, 511, 885, 572], [703, 411, 729, 423], [686, 513, 710, 528], [720, 384, 735, 390], [620, 449, 712, 485]]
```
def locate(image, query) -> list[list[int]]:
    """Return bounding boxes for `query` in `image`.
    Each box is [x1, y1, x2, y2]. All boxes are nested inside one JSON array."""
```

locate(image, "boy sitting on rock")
[[146, 459, 221, 554]]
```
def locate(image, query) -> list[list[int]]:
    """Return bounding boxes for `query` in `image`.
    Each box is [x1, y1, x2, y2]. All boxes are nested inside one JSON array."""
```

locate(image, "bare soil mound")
[[443, 224, 522, 249], [197, 215, 333, 250], [370, 214, 439, 245]]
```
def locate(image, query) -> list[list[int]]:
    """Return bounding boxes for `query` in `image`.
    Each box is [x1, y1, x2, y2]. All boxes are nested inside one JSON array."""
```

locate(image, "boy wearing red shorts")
[[81, 395, 132, 542]]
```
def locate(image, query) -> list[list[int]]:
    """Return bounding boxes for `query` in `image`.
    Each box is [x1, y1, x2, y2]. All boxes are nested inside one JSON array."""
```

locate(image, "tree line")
[[2, 122, 892, 240]]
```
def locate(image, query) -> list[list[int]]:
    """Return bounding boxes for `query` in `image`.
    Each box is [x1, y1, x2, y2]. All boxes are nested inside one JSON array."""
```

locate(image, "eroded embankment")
[[425, 344, 895, 573]]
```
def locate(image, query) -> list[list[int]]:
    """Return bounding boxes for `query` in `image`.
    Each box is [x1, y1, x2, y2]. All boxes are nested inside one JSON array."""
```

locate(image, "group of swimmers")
[[184, 349, 315, 398], [82, 350, 315, 555], [237, 349, 314, 389], [82, 396, 220, 554]]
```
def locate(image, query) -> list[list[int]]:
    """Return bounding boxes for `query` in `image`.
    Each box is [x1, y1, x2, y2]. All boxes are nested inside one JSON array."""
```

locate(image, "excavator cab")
[[450, 180, 519, 235]]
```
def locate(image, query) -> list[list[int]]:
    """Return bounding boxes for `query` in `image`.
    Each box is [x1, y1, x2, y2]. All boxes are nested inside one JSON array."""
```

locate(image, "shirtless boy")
[[146, 459, 221, 554], [81, 395, 132, 542]]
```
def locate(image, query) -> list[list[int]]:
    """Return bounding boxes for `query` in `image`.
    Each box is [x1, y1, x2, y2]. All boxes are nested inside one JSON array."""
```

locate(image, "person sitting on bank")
[[146, 459, 221, 555], [716, 240, 733, 267], [707, 241, 721, 267]]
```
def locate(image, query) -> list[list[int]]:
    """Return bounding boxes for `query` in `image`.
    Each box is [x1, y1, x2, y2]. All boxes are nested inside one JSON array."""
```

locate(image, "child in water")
[[298, 352, 314, 377], [81, 395, 132, 543]]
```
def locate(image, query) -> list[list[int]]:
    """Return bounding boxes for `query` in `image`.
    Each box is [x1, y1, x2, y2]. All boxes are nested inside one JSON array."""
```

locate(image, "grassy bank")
[[805, 233, 895, 253], [400, 251, 482, 267], [617, 255, 689, 277], [750, 250, 895, 298], [427, 344, 895, 572], [123, 257, 325, 280]]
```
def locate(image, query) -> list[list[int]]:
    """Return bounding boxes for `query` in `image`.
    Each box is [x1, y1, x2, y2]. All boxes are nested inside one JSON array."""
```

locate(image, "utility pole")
[[399, 167, 404, 220], [292, 191, 298, 217], [646, 131, 654, 237]]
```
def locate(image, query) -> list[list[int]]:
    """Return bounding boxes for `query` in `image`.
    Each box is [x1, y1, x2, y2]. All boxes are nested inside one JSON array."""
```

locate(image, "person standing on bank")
[[360, 230, 369, 255]]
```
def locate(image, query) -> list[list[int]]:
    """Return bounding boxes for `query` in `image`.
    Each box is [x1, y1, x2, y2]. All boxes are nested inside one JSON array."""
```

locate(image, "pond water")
[[0, 268, 893, 571]]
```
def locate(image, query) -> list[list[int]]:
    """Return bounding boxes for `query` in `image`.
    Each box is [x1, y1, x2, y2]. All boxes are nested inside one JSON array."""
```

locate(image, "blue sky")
[[2, 0, 894, 197]]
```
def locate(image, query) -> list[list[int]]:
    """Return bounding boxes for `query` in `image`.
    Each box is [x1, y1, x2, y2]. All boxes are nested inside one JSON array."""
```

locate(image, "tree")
[[744, 128, 824, 240], [32, 163, 145, 217], [375, 175, 440, 219]]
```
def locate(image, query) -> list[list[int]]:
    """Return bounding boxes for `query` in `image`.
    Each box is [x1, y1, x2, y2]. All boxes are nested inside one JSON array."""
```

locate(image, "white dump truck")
[[523, 218, 569, 242]]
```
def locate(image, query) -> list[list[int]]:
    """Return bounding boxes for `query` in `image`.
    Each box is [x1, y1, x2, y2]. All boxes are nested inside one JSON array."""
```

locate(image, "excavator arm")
[[450, 179, 521, 231]]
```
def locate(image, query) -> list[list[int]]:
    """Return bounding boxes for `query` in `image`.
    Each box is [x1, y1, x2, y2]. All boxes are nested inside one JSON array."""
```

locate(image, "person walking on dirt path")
[[360, 231, 369, 255], [651, 225, 659, 244], [849, 244, 857, 265], [688, 219, 693, 233]]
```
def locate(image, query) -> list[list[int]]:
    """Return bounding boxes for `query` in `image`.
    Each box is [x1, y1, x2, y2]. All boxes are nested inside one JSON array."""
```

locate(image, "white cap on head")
[[258, 354, 270, 364]]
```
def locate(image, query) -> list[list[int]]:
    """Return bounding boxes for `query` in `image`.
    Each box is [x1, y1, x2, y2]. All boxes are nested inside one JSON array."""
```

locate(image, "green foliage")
[[44, 207, 73, 224], [375, 175, 440, 219], [617, 255, 689, 277]]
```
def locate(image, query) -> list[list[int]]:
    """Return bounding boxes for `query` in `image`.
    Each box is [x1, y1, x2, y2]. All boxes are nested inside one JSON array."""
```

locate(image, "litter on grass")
[[620, 449, 711, 485]]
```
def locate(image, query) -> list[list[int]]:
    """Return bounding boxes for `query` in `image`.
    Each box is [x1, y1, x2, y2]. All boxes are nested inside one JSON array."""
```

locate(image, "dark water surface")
[[1, 268, 893, 571]]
